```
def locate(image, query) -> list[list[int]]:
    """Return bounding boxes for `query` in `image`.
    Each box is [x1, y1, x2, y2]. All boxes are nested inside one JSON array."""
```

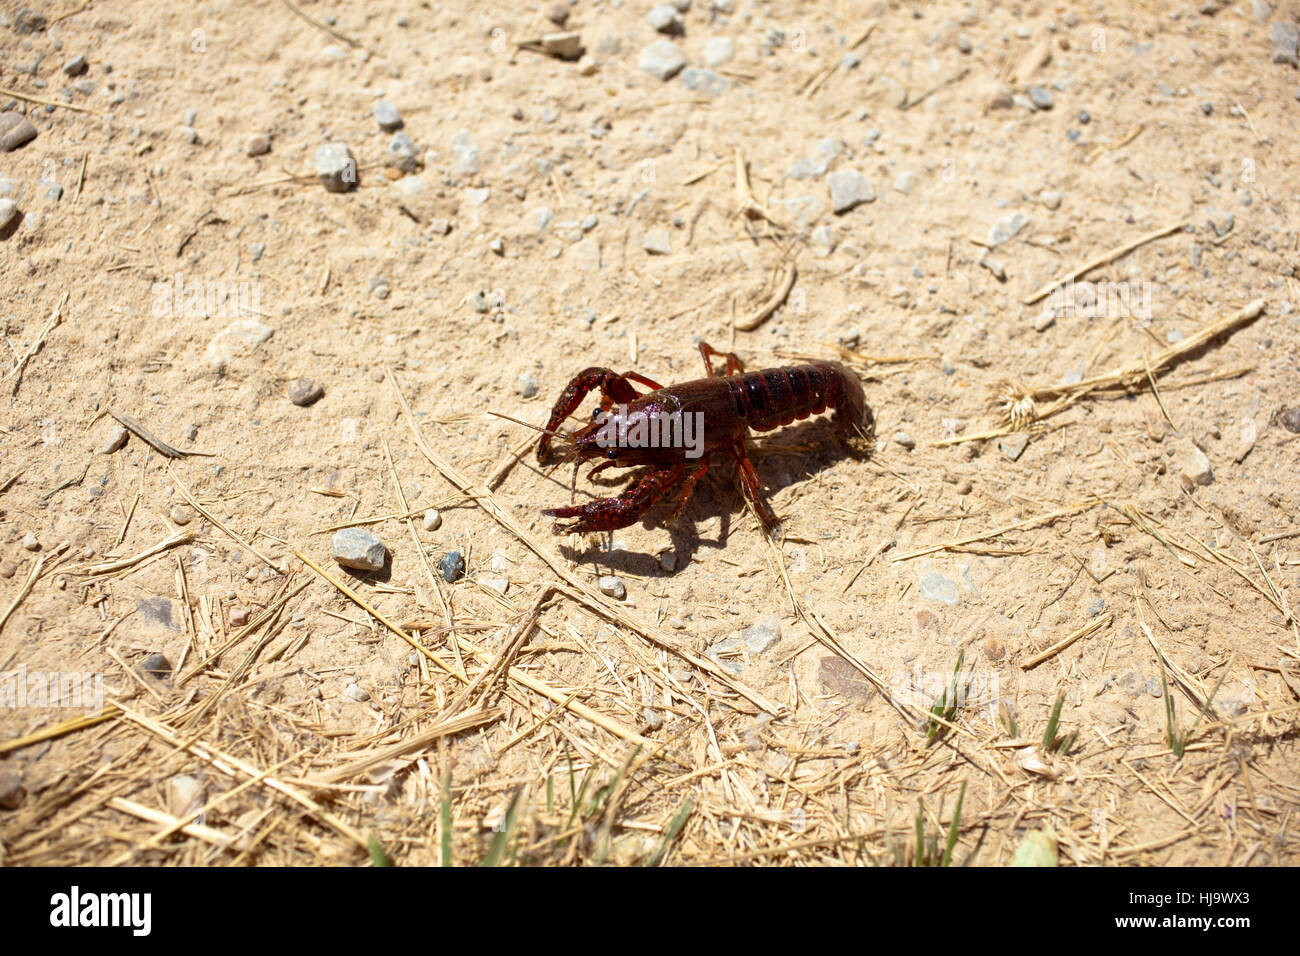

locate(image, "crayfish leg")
[[544, 463, 686, 534], [727, 443, 779, 532], [698, 341, 746, 378]]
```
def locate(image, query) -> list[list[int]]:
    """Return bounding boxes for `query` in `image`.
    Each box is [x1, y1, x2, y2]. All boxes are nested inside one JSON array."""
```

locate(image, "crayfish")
[[535, 343, 873, 534]]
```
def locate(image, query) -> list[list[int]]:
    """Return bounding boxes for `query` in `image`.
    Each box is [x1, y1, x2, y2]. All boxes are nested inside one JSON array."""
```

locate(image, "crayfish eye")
[[604, 447, 620, 460], [592, 408, 609, 424]]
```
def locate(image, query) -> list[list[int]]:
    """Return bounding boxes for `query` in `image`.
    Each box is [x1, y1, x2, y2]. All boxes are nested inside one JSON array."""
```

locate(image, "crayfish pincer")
[[535, 342, 874, 534]]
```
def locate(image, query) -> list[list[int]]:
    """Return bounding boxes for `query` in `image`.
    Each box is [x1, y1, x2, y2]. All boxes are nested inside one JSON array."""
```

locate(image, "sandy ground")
[[1, 0, 1298, 866]]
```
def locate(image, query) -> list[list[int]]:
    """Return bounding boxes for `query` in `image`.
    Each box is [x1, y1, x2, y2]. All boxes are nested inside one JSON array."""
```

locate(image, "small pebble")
[[646, 5, 684, 34], [288, 378, 324, 406], [598, 575, 627, 600], [999, 433, 1030, 461], [704, 36, 735, 68], [1040, 190, 1063, 210], [342, 682, 370, 702], [1027, 86, 1055, 110], [22, 532, 40, 552], [918, 571, 960, 605], [1271, 21, 1300, 68], [229, 606, 250, 627], [1204, 206, 1234, 237], [892, 171, 916, 195], [315, 142, 358, 193], [638, 40, 687, 80], [1280, 405, 1300, 434], [178, 125, 200, 145], [519, 373, 540, 398], [0, 769, 26, 811], [658, 551, 677, 572], [169, 505, 193, 526], [1179, 446, 1214, 488], [957, 34, 972, 53], [439, 551, 465, 583], [0, 197, 17, 230], [245, 133, 271, 157], [0, 112, 38, 152], [545, 2, 570, 26], [373, 100, 403, 131], [62, 54, 88, 77], [826, 169, 875, 214], [0, 561, 16, 579], [893, 431, 916, 450], [332, 528, 388, 572], [422, 508, 442, 532], [643, 227, 672, 255], [139, 652, 172, 682]]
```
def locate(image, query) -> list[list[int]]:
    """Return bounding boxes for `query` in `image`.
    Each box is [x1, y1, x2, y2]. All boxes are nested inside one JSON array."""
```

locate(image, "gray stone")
[[342, 682, 370, 702], [638, 40, 687, 80], [389, 132, 420, 172], [519, 373, 540, 398], [893, 431, 916, 450], [288, 378, 324, 406], [1040, 190, 1063, 210], [826, 169, 875, 213], [332, 528, 388, 572], [315, 142, 357, 192], [738, 615, 781, 653], [423, 509, 442, 532], [0, 769, 26, 810], [1271, 21, 1299, 68], [643, 227, 672, 255], [533, 206, 555, 230], [809, 224, 835, 257], [373, 100, 402, 131], [245, 133, 271, 157], [1204, 206, 1234, 236], [13, 9, 47, 33], [170, 505, 193, 526], [1179, 446, 1214, 487], [0, 112, 37, 152], [541, 31, 583, 60], [1280, 405, 1300, 434], [1027, 85, 1055, 109], [788, 157, 830, 180], [139, 652, 172, 681], [0, 197, 17, 230], [545, 2, 570, 26], [598, 575, 627, 599], [919, 571, 960, 605], [439, 550, 465, 582], [646, 5, 684, 34], [451, 130, 480, 176], [62, 54, 87, 77], [999, 432, 1029, 461], [98, 425, 128, 454], [680, 68, 728, 96], [22, 532, 40, 552], [1251, 0, 1271, 23], [178, 125, 200, 145], [893, 171, 916, 195], [989, 211, 1030, 246], [957, 34, 972, 53], [704, 36, 735, 68]]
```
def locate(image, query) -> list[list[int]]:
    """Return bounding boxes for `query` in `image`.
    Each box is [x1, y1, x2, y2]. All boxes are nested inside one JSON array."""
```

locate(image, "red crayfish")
[[536, 343, 874, 534]]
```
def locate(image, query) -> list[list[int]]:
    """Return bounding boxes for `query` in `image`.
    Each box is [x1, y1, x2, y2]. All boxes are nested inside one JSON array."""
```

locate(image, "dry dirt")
[[1, 0, 1298, 866]]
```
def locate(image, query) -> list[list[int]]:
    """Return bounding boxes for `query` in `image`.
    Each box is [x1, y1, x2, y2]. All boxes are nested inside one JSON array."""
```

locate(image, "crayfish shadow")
[[555, 494, 736, 575], [748, 416, 860, 489]]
